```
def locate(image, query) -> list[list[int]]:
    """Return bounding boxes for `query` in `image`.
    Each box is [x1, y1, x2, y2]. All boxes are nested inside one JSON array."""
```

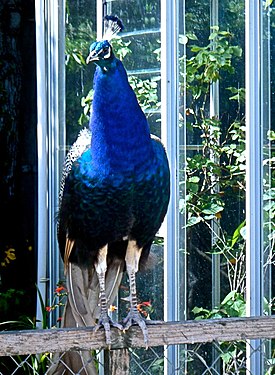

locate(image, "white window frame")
[[35, 0, 65, 327]]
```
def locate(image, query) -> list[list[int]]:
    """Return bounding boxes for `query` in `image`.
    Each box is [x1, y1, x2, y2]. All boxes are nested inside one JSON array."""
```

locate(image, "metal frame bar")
[[35, 0, 65, 328], [210, 0, 220, 311], [209, 2, 221, 372], [245, 0, 263, 373], [161, 0, 180, 373], [35, 0, 49, 328]]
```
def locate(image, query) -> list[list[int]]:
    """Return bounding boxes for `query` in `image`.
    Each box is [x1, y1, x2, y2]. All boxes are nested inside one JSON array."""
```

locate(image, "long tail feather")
[[67, 262, 96, 326], [64, 236, 75, 274], [48, 257, 124, 374]]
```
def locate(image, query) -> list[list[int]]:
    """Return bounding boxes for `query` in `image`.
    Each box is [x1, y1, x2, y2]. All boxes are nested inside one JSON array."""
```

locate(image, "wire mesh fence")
[[129, 341, 275, 375], [1, 317, 275, 374]]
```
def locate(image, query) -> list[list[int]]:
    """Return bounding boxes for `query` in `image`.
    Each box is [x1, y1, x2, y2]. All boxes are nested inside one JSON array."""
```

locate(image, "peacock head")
[[86, 40, 114, 68], [86, 15, 124, 71]]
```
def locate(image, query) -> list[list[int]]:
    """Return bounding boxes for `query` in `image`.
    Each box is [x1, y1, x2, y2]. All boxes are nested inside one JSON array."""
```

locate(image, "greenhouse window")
[[34, 0, 274, 374]]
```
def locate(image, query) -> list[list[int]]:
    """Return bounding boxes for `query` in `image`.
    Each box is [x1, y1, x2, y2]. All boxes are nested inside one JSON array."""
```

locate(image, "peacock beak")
[[86, 51, 100, 64]]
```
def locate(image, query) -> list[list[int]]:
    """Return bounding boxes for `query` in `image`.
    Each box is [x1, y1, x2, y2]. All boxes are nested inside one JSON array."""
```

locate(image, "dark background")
[[0, 0, 37, 322]]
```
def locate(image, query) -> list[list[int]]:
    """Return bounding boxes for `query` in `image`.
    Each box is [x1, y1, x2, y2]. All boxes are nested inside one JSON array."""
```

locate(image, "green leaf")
[[267, 130, 275, 140], [209, 31, 218, 40], [221, 349, 236, 364], [186, 33, 198, 41], [188, 176, 200, 183], [203, 214, 216, 221], [221, 290, 237, 305], [210, 25, 219, 32], [186, 216, 202, 227], [263, 200, 275, 212], [72, 52, 83, 65], [192, 306, 209, 315], [264, 0, 273, 10], [230, 46, 242, 57], [201, 203, 224, 215], [230, 220, 246, 248]]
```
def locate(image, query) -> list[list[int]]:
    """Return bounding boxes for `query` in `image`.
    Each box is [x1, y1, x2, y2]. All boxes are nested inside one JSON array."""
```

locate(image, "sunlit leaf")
[[186, 216, 202, 227], [231, 220, 246, 247]]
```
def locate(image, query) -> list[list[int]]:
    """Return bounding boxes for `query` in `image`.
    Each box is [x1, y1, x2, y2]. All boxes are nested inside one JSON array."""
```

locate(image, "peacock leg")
[[94, 245, 123, 346], [123, 240, 149, 346]]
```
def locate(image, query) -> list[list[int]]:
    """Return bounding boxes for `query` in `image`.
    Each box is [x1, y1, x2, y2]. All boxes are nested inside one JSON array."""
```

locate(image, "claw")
[[123, 309, 149, 348], [95, 311, 123, 347]]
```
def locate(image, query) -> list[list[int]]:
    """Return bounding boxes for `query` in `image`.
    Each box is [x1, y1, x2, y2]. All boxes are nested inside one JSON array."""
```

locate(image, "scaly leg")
[[94, 245, 123, 346], [123, 240, 149, 347]]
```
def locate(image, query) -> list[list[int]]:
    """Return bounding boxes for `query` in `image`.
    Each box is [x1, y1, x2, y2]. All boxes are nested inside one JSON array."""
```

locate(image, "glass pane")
[[183, 0, 245, 316], [66, 1, 97, 145], [180, 0, 249, 372]]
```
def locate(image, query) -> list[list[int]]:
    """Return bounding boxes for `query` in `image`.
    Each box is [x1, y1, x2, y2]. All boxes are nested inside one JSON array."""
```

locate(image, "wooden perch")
[[0, 316, 275, 356]]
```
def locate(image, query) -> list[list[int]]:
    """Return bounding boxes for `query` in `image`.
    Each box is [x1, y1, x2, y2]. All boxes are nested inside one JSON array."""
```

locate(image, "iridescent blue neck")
[[90, 58, 153, 174]]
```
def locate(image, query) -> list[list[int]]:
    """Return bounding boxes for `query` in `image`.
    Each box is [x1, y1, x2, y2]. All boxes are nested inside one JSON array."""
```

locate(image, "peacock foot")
[[123, 309, 149, 348], [94, 311, 123, 347]]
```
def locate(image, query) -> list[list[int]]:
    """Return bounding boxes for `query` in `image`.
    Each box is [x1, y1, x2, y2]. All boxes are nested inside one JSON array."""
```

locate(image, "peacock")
[[52, 16, 170, 374]]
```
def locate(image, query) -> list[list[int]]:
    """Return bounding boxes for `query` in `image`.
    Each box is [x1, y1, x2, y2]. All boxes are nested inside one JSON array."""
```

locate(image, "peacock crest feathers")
[[102, 15, 124, 41]]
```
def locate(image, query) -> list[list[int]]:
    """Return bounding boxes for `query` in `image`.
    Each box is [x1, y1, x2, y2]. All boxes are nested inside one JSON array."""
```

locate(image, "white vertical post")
[[210, 2, 221, 372], [210, 0, 220, 311], [35, 0, 65, 327], [48, 0, 58, 325], [48, 0, 66, 326], [161, 0, 180, 373], [97, 0, 104, 39], [35, 0, 49, 328], [245, 0, 263, 373]]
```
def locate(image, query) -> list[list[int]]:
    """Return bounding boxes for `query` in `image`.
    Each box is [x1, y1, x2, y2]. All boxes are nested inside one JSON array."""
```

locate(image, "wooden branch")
[[1, 316, 275, 356]]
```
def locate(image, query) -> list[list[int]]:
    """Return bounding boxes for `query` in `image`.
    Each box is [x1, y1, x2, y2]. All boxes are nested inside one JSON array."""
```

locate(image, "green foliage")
[[111, 38, 132, 60], [192, 290, 246, 320], [192, 290, 246, 372], [181, 28, 246, 251], [183, 23, 274, 372], [150, 358, 164, 374], [0, 289, 26, 320], [128, 75, 159, 113], [183, 27, 242, 99], [184, 117, 245, 228], [182, 28, 247, 259], [78, 89, 93, 126], [66, 21, 95, 70]]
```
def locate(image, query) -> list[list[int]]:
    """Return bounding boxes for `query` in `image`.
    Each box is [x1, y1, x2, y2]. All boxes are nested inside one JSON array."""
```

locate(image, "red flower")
[[55, 286, 66, 293], [45, 306, 52, 312]]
